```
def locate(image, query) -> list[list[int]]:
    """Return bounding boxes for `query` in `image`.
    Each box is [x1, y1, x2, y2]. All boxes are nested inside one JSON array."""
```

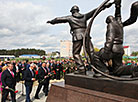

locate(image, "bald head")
[[42, 63, 46, 67]]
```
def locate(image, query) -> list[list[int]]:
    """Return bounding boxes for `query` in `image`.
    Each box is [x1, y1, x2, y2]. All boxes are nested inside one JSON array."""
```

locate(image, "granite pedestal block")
[[46, 73, 138, 102]]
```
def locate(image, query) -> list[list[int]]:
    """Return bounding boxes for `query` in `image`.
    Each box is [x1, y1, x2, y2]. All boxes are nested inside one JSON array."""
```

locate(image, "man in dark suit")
[[55, 61, 62, 80], [45, 62, 51, 96], [37, 60, 42, 68], [34, 62, 48, 99], [24, 63, 36, 102], [47, 3, 112, 75], [1, 63, 16, 102]]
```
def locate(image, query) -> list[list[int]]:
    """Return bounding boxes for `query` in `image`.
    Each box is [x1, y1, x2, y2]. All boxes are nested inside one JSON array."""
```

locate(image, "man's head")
[[106, 15, 115, 24], [7, 63, 13, 71], [70, 5, 79, 13], [42, 62, 46, 67], [57, 61, 60, 64], [30, 63, 35, 70]]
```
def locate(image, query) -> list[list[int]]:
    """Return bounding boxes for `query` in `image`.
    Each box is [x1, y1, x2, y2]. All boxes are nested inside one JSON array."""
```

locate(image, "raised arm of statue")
[[85, 8, 97, 20], [85, 2, 113, 21], [123, 1, 138, 27], [114, 0, 122, 26], [47, 16, 69, 25]]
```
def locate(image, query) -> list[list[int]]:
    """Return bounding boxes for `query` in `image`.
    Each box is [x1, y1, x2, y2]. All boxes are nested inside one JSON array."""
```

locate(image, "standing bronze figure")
[[47, 3, 111, 75]]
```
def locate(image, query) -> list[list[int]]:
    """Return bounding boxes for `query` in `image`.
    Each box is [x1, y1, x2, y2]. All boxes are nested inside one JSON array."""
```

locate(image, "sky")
[[0, 0, 137, 53]]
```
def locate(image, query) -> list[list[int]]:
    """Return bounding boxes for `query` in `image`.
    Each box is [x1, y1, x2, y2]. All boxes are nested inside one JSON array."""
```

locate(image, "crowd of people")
[[0, 58, 89, 102], [122, 60, 138, 66]]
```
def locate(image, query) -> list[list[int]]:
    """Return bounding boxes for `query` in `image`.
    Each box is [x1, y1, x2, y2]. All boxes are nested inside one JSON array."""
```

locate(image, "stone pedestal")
[[46, 73, 138, 102]]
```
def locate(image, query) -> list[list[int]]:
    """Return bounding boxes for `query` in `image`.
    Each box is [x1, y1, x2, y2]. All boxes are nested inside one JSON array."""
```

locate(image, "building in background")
[[0, 55, 15, 60], [19, 54, 41, 58], [60, 40, 73, 57], [123, 46, 131, 56]]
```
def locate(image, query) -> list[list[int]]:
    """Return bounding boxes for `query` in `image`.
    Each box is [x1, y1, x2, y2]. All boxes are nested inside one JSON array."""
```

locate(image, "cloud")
[[0, 1, 59, 52], [0, 28, 14, 37], [124, 21, 138, 51]]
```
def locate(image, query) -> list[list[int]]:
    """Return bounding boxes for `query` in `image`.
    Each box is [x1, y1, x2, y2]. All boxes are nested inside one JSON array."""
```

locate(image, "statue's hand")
[[47, 20, 55, 25], [47, 20, 52, 24]]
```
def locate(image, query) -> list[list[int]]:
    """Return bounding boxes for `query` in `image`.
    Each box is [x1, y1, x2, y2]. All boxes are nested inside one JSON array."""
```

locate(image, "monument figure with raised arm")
[[47, 2, 112, 75]]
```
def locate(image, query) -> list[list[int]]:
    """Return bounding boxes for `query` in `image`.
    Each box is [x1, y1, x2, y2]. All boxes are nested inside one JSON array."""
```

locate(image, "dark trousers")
[[73, 39, 94, 69], [2, 88, 16, 102], [44, 79, 49, 96], [112, 53, 138, 76], [25, 84, 33, 102], [16, 72, 21, 82], [95, 51, 138, 76], [56, 71, 60, 80], [35, 79, 49, 96], [35, 83, 46, 97], [73, 40, 84, 69], [93, 52, 109, 73]]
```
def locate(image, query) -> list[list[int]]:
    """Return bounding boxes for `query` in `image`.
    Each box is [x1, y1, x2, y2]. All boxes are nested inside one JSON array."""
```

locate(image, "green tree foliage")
[[0, 48, 46, 57], [94, 47, 100, 52], [131, 51, 138, 56]]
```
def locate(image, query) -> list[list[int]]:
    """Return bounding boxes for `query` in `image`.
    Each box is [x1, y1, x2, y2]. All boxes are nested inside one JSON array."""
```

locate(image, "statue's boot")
[[73, 54, 86, 75], [74, 66, 86, 75]]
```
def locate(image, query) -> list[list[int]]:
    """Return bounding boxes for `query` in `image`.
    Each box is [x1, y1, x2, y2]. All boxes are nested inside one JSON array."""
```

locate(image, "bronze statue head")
[[106, 15, 115, 24], [70, 5, 80, 13]]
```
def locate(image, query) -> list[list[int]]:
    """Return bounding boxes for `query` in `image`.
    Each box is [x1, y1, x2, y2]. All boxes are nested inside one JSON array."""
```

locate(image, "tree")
[[131, 51, 138, 56], [0, 48, 46, 57]]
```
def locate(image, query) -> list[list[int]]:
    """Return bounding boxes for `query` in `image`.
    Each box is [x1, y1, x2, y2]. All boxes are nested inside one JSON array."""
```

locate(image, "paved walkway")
[[0, 79, 64, 102]]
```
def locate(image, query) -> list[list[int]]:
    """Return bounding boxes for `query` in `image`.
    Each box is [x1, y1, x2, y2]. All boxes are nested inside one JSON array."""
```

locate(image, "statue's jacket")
[[50, 9, 97, 41], [105, 20, 124, 54]]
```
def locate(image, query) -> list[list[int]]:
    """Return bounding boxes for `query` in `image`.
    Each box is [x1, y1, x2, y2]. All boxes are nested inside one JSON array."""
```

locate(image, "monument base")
[[46, 74, 138, 102]]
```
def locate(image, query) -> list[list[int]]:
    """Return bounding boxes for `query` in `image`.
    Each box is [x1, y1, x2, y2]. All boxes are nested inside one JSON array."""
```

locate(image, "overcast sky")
[[0, 0, 137, 53]]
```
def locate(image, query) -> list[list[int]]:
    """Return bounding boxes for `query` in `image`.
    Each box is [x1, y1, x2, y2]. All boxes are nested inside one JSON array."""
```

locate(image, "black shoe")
[[6, 98, 11, 101], [45, 93, 48, 96], [34, 96, 40, 99]]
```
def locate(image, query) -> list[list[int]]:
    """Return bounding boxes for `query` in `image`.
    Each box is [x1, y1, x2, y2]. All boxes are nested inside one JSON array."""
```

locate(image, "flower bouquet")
[[1, 86, 18, 93], [40, 71, 55, 83]]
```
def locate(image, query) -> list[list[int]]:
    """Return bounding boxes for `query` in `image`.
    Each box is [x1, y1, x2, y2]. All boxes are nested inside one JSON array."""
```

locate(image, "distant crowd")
[[0, 58, 91, 102], [122, 60, 138, 66]]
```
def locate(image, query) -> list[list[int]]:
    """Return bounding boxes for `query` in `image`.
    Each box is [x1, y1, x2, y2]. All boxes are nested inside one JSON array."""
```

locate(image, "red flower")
[[53, 70, 56, 74], [35, 71, 38, 75], [63, 70, 66, 73], [14, 90, 18, 93]]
